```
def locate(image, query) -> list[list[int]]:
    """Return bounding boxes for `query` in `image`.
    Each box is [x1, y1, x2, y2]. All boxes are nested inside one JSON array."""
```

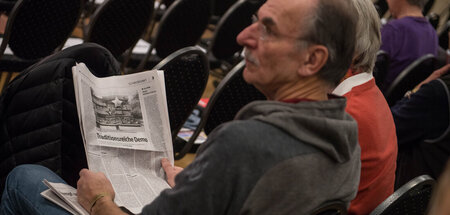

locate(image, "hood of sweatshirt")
[[235, 98, 358, 163]]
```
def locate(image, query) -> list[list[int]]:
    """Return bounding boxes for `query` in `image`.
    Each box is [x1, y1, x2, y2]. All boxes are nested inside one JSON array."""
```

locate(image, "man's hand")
[[161, 158, 183, 187], [415, 64, 450, 92], [77, 169, 115, 212]]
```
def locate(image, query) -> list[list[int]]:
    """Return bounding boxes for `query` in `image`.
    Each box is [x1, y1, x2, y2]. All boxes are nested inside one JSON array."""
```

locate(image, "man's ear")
[[298, 45, 328, 77]]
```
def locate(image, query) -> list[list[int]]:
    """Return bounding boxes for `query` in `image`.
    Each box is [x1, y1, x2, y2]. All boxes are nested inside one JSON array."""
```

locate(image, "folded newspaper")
[[40, 63, 174, 214]]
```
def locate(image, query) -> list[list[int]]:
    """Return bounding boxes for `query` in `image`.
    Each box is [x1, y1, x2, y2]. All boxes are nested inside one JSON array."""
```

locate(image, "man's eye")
[[263, 25, 272, 35]]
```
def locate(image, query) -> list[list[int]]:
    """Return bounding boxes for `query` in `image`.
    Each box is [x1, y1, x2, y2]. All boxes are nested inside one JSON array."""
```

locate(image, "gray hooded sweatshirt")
[[142, 98, 361, 215]]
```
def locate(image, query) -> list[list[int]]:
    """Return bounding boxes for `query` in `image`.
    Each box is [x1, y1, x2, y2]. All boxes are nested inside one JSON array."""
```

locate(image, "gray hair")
[[406, 0, 429, 9], [300, 0, 358, 87], [350, 0, 381, 73]]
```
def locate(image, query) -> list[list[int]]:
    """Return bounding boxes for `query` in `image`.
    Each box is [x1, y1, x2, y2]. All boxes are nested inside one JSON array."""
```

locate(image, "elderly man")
[[0, 0, 360, 214], [380, 0, 438, 91], [333, 0, 397, 214]]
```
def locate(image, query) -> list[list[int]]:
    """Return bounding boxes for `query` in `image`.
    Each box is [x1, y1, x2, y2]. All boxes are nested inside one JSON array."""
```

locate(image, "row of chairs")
[[0, 0, 264, 91], [0, 0, 154, 90], [131, 0, 264, 73]]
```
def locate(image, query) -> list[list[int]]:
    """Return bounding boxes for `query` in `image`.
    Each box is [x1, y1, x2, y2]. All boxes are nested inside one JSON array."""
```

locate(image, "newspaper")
[[41, 180, 89, 215], [41, 63, 173, 214]]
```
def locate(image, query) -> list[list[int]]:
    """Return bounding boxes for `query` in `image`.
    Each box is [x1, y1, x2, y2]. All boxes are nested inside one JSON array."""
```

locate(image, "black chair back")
[[175, 60, 265, 159], [370, 175, 435, 215], [211, 0, 238, 18], [208, 0, 263, 70], [161, 0, 175, 7], [136, 0, 211, 71], [438, 20, 449, 50], [311, 201, 348, 215], [385, 54, 437, 106], [374, 50, 390, 90], [0, 0, 82, 62], [153, 0, 176, 22], [152, 46, 209, 142], [0, 0, 16, 14], [203, 60, 265, 134], [153, 0, 211, 59], [84, 0, 154, 58]]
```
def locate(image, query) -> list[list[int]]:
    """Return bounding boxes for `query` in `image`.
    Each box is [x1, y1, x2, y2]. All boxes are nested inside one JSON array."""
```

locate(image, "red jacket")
[[334, 72, 398, 215]]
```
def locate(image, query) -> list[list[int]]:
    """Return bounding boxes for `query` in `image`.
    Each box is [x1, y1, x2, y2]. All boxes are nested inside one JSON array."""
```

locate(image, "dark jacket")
[[392, 74, 450, 188], [0, 43, 120, 194], [142, 98, 361, 215]]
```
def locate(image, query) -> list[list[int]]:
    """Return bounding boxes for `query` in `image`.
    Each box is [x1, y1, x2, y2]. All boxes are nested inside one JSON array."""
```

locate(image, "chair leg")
[[120, 39, 139, 74], [136, 47, 154, 72]]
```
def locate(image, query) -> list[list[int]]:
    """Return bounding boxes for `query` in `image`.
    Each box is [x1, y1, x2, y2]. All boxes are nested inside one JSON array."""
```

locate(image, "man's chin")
[[242, 68, 256, 84]]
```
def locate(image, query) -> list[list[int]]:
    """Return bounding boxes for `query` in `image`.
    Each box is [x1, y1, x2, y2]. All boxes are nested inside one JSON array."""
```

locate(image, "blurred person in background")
[[380, 0, 438, 91], [392, 62, 450, 188]]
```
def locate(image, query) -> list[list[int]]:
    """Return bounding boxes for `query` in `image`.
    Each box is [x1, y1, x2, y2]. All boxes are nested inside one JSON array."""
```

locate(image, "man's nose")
[[236, 24, 258, 49]]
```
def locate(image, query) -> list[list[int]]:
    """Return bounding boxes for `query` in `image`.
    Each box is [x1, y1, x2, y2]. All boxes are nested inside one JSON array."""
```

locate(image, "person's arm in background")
[[414, 64, 450, 91], [391, 65, 450, 145]]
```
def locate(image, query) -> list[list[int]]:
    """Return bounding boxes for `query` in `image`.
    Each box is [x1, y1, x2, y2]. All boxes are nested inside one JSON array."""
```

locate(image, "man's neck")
[[396, 5, 423, 19], [270, 76, 330, 101]]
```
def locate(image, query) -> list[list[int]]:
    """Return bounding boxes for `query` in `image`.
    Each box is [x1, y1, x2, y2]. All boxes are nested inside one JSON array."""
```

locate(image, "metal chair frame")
[[370, 175, 435, 215], [152, 46, 209, 146], [385, 54, 437, 106]]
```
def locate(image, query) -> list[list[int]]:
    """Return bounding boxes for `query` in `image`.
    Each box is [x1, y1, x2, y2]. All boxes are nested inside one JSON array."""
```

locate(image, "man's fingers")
[[161, 158, 172, 171], [79, 168, 89, 177]]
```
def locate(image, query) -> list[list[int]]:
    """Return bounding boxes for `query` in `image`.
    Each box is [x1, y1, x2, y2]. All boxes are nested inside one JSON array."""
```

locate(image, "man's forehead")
[[260, 0, 315, 33], [262, 0, 316, 14]]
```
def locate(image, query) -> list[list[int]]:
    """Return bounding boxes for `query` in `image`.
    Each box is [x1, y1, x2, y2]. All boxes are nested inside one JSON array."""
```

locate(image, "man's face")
[[236, 0, 313, 99]]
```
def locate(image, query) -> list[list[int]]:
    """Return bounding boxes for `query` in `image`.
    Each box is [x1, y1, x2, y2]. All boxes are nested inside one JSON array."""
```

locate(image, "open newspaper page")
[[72, 63, 173, 214]]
